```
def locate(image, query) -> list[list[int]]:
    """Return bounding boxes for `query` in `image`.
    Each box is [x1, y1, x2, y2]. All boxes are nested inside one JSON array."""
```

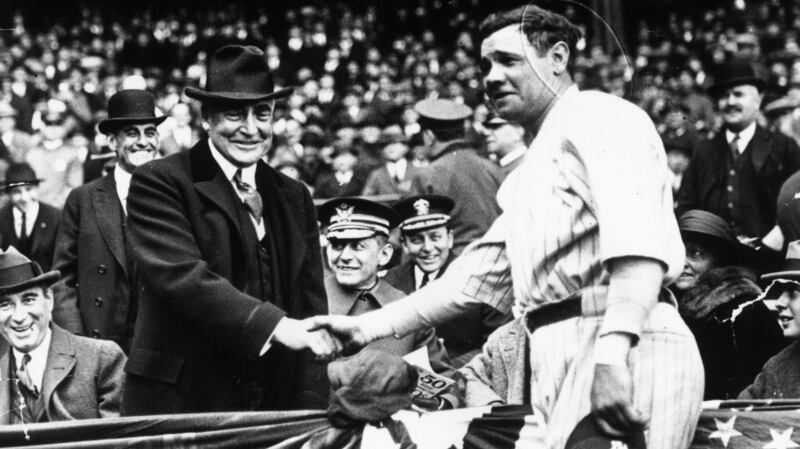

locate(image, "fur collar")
[[679, 266, 761, 320]]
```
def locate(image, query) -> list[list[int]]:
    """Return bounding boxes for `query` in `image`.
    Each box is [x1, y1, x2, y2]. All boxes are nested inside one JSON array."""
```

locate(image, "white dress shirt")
[[114, 165, 133, 214], [208, 139, 265, 239], [12, 202, 39, 238], [386, 158, 408, 181], [726, 121, 756, 155], [413, 265, 439, 291], [13, 327, 52, 393]]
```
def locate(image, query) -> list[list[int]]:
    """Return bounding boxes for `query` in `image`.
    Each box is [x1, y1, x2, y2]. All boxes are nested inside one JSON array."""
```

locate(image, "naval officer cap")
[[414, 99, 473, 131], [393, 194, 455, 233], [318, 197, 401, 240]]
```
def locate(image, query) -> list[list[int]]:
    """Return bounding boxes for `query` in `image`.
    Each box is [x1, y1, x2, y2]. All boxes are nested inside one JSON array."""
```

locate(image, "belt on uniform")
[[524, 289, 673, 334]]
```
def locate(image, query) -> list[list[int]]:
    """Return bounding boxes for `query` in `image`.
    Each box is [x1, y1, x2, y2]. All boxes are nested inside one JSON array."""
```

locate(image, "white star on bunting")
[[764, 428, 800, 449], [709, 416, 742, 448]]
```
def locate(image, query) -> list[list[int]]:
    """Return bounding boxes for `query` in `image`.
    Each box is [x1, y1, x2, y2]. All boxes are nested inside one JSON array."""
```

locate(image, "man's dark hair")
[[478, 4, 583, 56]]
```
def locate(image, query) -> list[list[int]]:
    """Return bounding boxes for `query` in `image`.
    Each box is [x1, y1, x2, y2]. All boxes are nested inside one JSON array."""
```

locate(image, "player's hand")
[[306, 315, 369, 356], [272, 317, 344, 360], [590, 363, 647, 437]]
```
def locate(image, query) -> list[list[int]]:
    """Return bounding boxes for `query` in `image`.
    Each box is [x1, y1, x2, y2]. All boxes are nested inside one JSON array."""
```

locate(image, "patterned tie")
[[16, 354, 38, 398], [730, 133, 740, 161], [233, 169, 264, 223]]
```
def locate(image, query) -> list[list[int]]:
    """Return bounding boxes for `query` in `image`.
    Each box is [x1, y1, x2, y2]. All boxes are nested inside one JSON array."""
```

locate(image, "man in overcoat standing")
[[122, 45, 338, 415]]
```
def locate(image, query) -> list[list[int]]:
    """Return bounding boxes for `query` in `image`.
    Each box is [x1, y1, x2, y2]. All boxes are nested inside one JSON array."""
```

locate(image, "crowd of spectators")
[[1, 0, 800, 204]]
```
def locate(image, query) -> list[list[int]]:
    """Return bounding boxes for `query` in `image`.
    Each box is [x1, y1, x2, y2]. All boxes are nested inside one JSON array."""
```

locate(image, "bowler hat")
[[565, 415, 646, 449], [1, 163, 42, 191], [185, 45, 293, 103], [708, 59, 768, 96], [97, 89, 167, 135], [318, 197, 401, 240], [0, 247, 60, 295], [762, 240, 800, 282], [678, 210, 757, 266]]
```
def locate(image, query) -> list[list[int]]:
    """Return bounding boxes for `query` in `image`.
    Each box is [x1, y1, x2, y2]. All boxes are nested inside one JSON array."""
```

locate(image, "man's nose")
[[240, 111, 258, 135]]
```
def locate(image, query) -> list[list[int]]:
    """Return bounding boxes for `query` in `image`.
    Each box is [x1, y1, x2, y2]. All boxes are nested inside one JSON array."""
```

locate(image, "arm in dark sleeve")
[[127, 162, 286, 360], [51, 189, 84, 335], [298, 184, 328, 317]]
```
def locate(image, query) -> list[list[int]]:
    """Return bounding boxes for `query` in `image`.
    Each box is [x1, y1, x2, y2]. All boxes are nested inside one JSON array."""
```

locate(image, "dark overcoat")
[[122, 140, 328, 414], [0, 202, 60, 272]]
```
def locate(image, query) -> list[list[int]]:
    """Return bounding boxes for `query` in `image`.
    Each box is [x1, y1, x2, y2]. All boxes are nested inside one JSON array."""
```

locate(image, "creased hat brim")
[[184, 86, 294, 102], [0, 270, 60, 295], [97, 115, 167, 134]]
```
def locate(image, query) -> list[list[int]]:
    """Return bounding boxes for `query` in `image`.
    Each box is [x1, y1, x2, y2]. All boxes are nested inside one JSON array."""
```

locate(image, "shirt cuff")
[[598, 302, 649, 341], [258, 317, 281, 356]]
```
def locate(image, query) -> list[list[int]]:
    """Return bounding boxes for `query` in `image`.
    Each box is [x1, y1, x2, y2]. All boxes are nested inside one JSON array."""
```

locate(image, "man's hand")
[[272, 317, 344, 360], [591, 363, 647, 437], [306, 315, 370, 356]]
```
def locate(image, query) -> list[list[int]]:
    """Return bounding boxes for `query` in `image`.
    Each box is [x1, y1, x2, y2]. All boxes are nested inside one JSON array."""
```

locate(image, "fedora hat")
[[97, 89, 167, 135], [1, 162, 42, 191], [678, 210, 757, 266], [708, 59, 768, 97], [0, 247, 60, 295], [185, 45, 293, 103]]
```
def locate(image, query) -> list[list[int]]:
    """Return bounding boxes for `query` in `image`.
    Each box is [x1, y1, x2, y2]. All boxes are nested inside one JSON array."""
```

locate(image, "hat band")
[[0, 262, 42, 288], [330, 214, 390, 229], [327, 222, 390, 238], [400, 214, 450, 232], [4, 181, 40, 190]]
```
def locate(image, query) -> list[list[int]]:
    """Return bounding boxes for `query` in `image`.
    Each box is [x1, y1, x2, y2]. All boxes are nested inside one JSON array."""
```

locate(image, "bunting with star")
[[692, 400, 800, 448]]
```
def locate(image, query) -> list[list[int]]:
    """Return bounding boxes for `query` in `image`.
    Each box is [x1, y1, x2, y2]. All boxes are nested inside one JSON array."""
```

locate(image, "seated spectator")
[[0, 247, 125, 423], [318, 197, 454, 384], [384, 194, 511, 367], [671, 210, 784, 399], [740, 240, 800, 399]]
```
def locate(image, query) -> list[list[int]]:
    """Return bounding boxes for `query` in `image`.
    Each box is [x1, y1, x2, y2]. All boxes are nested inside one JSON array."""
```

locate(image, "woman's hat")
[[678, 210, 757, 265], [97, 89, 167, 135], [185, 45, 293, 103], [0, 247, 60, 295], [762, 240, 800, 282]]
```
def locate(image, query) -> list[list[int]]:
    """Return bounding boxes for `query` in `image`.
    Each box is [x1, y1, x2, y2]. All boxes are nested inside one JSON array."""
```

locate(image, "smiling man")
[[677, 59, 800, 241], [311, 5, 704, 448], [52, 90, 165, 353], [0, 247, 125, 424], [122, 45, 337, 415]]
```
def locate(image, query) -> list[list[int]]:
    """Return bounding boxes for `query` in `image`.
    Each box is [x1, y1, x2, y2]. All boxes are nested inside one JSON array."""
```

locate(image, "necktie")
[[233, 169, 263, 223], [16, 354, 38, 397], [730, 133, 740, 161], [18, 212, 27, 242], [419, 272, 430, 289]]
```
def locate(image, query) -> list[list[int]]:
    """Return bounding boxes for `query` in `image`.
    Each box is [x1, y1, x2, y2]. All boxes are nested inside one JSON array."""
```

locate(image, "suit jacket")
[[739, 341, 800, 400], [383, 258, 512, 367], [677, 125, 800, 237], [123, 140, 328, 414], [361, 162, 423, 197], [0, 202, 60, 272], [0, 325, 126, 424], [51, 173, 134, 352], [460, 319, 528, 407], [324, 275, 452, 375], [412, 141, 503, 255]]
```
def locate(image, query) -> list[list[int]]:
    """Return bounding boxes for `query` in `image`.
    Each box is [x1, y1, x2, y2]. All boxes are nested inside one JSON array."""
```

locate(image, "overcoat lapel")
[[40, 326, 77, 416], [91, 175, 128, 275], [748, 126, 773, 175], [191, 142, 246, 249]]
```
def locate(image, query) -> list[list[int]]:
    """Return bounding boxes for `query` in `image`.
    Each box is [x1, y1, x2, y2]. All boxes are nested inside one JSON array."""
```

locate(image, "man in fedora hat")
[[0, 162, 60, 272], [123, 45, 338, 415], [411, 98, 503, 256], [51, 89, 166, 354], [677, 58, 800, 243], [361, 124, 423, 197], [0, 247, 126, 423]]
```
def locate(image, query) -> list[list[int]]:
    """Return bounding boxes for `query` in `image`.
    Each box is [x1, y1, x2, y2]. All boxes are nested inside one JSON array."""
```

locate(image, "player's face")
[[205, 101, 275, 167], [717, 84, 762, 132], [776, 286, 800, 339], [480, 25, 558, 127], [327, 236, 393, 290], [109, 123, 160, 173], [0, 286, 52, 353], [675, 241, 718, 291], [402, 226, 453, 274]]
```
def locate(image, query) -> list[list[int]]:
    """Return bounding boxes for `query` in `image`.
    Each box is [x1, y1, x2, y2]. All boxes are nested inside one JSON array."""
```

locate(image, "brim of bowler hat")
[[97, 115, 168, 135], [184, 86, 294, 103], [1, 179, 44, 190], [681, 230, 758, 265], [0, 270, 60, 295]]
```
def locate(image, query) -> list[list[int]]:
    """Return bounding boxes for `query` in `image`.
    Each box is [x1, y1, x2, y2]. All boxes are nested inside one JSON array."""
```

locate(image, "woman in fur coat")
[[672, 210, 786, 399]]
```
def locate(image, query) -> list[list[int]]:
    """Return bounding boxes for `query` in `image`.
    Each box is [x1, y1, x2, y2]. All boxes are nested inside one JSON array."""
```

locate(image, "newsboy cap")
[[185, 45, 293, 103]]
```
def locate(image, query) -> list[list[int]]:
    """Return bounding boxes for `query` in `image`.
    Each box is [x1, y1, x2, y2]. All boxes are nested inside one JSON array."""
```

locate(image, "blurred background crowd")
[[1, 0, 800, 205]]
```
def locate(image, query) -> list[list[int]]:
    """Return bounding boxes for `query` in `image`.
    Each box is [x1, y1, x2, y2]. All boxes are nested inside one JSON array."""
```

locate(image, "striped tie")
[[233, 169, 264, 222]]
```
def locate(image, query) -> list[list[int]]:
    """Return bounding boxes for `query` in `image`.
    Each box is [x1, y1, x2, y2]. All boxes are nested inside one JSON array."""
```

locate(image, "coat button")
[[95, 297, 104, 307], [90, 329, 101, 338], [97, 265, 107, 274]]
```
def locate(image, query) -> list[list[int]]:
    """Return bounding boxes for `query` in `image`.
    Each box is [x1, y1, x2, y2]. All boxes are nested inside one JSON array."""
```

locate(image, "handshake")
[[271, 316, 376, 360]]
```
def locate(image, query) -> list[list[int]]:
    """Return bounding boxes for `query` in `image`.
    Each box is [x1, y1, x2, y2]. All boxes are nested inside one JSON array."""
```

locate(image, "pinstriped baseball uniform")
[[380, 87, 705, 448]]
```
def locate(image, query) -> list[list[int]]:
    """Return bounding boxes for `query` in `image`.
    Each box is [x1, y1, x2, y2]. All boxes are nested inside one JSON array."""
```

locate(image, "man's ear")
[[377, 242, 394, 267], [549, 41, 570, 75], [447, 229, 454, 249], [107, 134, 118, 151]]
